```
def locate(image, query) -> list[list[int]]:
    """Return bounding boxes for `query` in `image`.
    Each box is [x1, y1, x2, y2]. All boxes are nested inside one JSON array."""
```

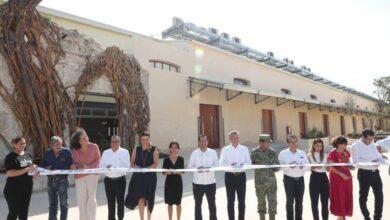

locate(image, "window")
[[149, 59, 180, 73], [76, 101, 117, 118], [108, 110, 117, 117], [330, 99, 336, 104], [310, 94, 318, 100], [155, 62, 162, 69], [162, 63, 170, 71], [281, 88, 291, 95], [169, 65, 179, 72], [233, 78, 250, 86]]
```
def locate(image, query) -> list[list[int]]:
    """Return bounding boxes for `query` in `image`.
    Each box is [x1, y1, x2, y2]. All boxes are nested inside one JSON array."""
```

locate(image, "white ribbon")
[[31, 161, 390, 176]]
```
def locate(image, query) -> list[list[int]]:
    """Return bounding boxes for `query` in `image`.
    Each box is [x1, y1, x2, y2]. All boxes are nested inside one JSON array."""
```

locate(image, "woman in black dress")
[[163, 141, 184, 220], [3, 136, 37, 220], [125, 131, 159, 220]]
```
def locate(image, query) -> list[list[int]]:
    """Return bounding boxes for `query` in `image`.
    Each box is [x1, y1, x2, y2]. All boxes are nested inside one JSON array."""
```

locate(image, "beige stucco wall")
[[126, 35, 381, 152], [38, 8, 380, 113], [184, 42, 377, 111], [148, 81, 375, 151]]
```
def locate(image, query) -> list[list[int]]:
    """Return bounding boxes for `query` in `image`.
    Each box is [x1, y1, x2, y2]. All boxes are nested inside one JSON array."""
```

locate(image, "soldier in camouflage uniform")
[[250, 134, 280, 220]]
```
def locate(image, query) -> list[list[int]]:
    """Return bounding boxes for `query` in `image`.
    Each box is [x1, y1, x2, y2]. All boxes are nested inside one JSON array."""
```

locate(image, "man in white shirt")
[[376, 135, 390, 176], [278, 134, 310, 220], [376, 136, 390, 154], [100, 135, 130, 220], [376, 136, 390, 161], [219, 130, 251, 220], [351, 129, 384, 220], [188, 134, 219, 220]]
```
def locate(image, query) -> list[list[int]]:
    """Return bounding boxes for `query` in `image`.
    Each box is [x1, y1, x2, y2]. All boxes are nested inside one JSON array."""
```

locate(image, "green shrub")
[[317, 131, 325, 138], [348, 132, 361, 139], [303, 127, 327, 139]]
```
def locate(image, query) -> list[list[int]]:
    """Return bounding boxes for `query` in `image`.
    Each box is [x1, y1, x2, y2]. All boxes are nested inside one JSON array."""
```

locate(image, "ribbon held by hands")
[[31, 161, 390, 176]]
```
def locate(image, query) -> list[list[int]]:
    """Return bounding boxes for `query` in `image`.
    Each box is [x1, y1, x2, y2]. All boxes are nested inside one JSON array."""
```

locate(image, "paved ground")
[[1, 152, 389, 220]]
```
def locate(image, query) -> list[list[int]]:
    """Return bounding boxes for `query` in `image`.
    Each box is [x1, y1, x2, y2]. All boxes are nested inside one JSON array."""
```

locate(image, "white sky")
[[40, 0, 390, 97]]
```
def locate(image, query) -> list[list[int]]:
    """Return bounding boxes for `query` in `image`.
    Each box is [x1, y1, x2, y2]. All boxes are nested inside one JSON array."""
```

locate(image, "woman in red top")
[[327, 136, 353, 220]]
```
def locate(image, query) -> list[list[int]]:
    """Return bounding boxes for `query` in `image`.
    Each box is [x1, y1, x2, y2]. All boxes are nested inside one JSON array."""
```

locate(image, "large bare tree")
[[0, 0, 149, 161], [374, 76, 390, 113]]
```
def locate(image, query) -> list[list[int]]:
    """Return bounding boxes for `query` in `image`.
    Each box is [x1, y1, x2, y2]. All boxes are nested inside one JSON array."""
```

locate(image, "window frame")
[[149, 59, 180, 73], [233, 78, 250, 86], [281, 88, 292, 95]]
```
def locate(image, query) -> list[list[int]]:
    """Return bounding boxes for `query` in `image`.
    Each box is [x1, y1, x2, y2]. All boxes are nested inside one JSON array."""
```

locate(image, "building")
[[0, 3, 389, 159]]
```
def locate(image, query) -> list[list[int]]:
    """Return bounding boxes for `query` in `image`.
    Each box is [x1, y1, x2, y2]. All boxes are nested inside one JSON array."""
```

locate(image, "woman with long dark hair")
[[308, 139, 329, 220], [70, 128, 101, 220], [328, 136, 353, 220], [162, 141, 184, 220], [3, 136, 37, 220], [125, 131, 159, 220]]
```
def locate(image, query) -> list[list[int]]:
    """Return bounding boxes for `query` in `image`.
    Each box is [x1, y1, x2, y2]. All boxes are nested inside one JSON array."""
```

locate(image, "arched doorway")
[[76, 92, 118, 151]]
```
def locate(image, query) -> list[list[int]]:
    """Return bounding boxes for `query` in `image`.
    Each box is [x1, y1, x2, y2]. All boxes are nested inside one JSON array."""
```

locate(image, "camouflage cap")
[[259, 134, 272, 142]]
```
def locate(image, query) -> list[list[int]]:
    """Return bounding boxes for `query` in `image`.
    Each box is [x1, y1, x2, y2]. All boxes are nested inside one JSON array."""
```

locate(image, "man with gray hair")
[[100, 135, 130, 220], [278, 134, 310, 220], [220, 130, 252, 220], [40, 136, 73, 220]]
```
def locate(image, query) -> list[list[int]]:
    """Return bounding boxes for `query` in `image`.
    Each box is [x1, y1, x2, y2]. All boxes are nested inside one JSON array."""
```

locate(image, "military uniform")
[[251, 135, 279, 220]]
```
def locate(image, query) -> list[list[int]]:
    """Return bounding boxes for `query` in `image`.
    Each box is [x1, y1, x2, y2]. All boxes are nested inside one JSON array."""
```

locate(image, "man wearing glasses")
[[100, 135, 130, 220], [278, 134, 310, 220]]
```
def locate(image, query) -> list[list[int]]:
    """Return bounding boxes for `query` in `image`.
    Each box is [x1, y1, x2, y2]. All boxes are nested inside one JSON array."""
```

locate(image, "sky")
[[40, 0, 390, 97]]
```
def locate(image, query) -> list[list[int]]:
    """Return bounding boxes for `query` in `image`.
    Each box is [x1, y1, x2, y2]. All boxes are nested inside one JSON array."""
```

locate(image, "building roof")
[[188, 76, 386, 116], [0, 1, 384, 107], [162, 17, 382, 104]]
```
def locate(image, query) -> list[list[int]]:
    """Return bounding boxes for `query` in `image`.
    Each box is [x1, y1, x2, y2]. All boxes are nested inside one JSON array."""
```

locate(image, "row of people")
[[3, 128, 389, 220], [256, 129, 387, 220]]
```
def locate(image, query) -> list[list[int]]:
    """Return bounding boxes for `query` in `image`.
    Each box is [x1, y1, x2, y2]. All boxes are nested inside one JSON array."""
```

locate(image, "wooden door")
[[262, 109, 274, 140], [340, 116, 346, 135], [352, 117, 357, 132], [299, 112, 307, 138], [323, 114, 329, 136], [78, 118, 115, 150], [199, 104, 220, 148]]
